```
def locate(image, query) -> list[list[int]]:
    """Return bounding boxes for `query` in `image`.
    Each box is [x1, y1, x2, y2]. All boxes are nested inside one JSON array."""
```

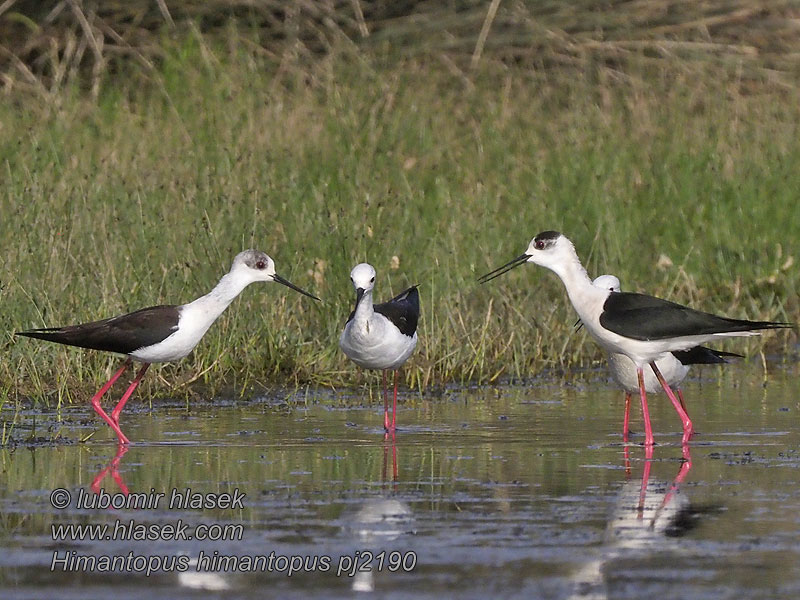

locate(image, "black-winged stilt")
[[16, 250, 319, 444], [479, 231, 790, 446], [593, 274, 740, 442], [569, 444, 695, 598], [339, 263, 419, 433]]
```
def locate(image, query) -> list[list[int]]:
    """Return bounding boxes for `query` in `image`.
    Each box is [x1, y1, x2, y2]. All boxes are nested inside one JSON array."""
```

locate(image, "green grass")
[[1, 33, 798, 406]]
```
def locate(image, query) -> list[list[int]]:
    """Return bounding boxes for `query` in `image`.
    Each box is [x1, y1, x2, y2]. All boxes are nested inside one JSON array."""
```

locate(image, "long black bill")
[[478, 253, 530, 284], [354, 287, 365, 312], [273, 274, 320, 300]]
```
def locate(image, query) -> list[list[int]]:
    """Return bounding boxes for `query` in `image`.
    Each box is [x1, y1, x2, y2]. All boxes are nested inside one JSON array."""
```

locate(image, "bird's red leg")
[[637, 367, 654, 446], [110, 363, 150, 431], [661, 444, 693, 510], [90, 361, 131, 444], [650, 362, 693, 444], [382, 370, 390, 432], [382, 433, 389, 482], [623, 391, 632, 442], [623, 444, 632, 478], [677, 389, 687, 413], [391, 431, 398, 482], [109, 445, 131, 495], [91, 443, 130, 496], [638, 442, 654, 514], [391, 370, 398, 432], [382, 431, 398, 484]]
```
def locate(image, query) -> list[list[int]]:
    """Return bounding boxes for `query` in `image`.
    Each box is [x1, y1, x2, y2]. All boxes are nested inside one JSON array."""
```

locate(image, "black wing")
[[374, 285, 420, 337], [16, 305, 181, 355], [600, 292, 790, 341], [671, 347, 742, 365]]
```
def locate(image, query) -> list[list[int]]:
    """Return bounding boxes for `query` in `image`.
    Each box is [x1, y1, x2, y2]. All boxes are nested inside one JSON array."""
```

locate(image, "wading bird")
[[340, 263, 419, 433], [479, 231, 790, 446], [17, 250, 319, 444], [592, 275, 740, 442]]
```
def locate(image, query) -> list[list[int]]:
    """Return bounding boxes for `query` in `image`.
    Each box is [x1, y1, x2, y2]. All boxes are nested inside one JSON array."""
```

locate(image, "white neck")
[[352, 290, 374, 325], [129, 266, 261, 363], [184, 269, 253, 324], [546, 248, 601, 320]]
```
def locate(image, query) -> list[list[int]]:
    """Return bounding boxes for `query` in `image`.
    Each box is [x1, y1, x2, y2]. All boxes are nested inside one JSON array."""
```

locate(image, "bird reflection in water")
[[351, 432, 414, 593], [570, 444, 716, 600], [90, 443, 130, 496]]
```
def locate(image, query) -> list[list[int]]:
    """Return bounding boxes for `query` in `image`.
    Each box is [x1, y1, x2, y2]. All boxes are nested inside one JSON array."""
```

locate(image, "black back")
[[373, 285, 420, 337], [600, 292, 790, 341], [671, 347, 742, 365], [16, 305, 181, 355]]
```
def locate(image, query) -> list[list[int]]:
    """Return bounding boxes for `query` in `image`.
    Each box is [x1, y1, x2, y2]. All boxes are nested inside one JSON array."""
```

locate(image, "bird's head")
[[479, 230, 575, 282], [349, 263, 376, 304], [592, 274, 621, 293], [523, 231, 577, 270], [232, 250, 319, 299]]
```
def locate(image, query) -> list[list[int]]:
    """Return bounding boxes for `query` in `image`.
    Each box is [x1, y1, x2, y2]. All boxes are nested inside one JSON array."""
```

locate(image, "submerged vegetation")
[[0, 1, 798, 405]]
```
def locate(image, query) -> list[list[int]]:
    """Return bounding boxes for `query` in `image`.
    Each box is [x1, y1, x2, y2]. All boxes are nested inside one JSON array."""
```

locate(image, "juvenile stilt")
[[16, 250, 317, 443]]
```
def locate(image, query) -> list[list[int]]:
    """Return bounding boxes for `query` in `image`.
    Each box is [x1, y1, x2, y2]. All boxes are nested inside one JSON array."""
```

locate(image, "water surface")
[[1, 361, 799, 599]]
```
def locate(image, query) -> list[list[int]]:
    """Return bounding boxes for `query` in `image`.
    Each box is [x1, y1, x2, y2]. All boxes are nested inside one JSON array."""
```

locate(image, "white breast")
[[340, 313, 417, 370], [607, 352, 689, 394], [129, 305, 216, 363]]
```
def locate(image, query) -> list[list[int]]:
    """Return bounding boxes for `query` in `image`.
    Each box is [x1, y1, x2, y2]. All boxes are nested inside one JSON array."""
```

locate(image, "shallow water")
[[1, 361, 800, 599]]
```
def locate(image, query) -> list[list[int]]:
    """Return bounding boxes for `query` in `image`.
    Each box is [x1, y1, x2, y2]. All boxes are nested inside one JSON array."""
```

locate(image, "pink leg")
[[623, 392, 632, 442], [661, 444, 693, 509], [90, 361, 132, 444], [382, 370, 390, 432], [674, 443, 692, 485], [638, 443, 654, 515], [382, 433, 389, 481], [391, 370, 398, 432], [677, 389, 688, 413], [91, 443, 130, 496], [111, 363, 150, 425], [650, 362, 693, 444], [382, 431, 399, 485], [622, 444, 632, 478], [636, 367, 654, 446], [391, 431, 398, 481]]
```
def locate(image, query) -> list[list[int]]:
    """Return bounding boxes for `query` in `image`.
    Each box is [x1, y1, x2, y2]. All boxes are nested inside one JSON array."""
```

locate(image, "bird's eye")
[[534, 240, 545, 250], [256, 260, 266, 269], [370, 276, 375, 283]]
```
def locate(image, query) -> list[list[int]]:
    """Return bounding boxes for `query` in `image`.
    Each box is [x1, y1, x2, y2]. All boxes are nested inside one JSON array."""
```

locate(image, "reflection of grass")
[[1, 32, 797, 405]]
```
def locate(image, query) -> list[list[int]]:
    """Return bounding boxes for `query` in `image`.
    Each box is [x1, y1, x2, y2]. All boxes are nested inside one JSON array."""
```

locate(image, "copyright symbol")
[[50, 488, 71, 509]]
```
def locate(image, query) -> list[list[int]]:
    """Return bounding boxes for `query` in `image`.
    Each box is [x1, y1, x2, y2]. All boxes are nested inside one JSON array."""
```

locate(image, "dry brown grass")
[[1, 1, 798, 102]]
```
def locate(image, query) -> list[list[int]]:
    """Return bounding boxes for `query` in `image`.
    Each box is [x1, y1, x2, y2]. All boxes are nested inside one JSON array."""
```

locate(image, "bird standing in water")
[[17, 250, 318, 444], [480, 231, 790, 445], [340, 263, 419, 433], [592, 274, 740, 442]]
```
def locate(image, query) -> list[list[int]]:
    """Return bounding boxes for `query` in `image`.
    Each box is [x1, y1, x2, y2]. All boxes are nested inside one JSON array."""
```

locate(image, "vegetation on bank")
[[0, 2, 797, 406]]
